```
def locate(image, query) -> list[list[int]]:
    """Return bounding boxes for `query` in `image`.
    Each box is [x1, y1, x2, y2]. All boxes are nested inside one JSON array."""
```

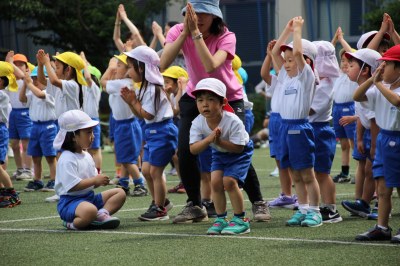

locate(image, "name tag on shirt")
[[342, 108, 350, 112], [47, 125, 55, 130], [149, 129, 157, 134], [288, 130, 301, 135], [285, 86, 297, 95]]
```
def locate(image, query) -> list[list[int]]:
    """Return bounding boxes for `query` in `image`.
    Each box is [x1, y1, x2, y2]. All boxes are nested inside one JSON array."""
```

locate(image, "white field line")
[[0, 228, 398, 248]]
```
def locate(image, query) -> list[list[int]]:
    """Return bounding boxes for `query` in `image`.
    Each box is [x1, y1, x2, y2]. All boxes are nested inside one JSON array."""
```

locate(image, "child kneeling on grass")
[[189, 78, 253, 235], [54, 110, 126, 230]]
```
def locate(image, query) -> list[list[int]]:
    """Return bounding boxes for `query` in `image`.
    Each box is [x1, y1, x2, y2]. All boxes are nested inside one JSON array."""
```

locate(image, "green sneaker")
[[207, 217, 229, 235], [286, 210, 306, 226], [301, 211, 323, 227], [221, 216, 250, 235]]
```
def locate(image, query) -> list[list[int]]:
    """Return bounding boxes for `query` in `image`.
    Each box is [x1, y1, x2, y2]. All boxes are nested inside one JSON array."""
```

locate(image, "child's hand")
[[337, 27, 344, 41], [388, 16, 395, 35], [213, 127, 222, 144], [80, 51, 88, 64], [121, 86, 136, 104], [357, 140, 365, 155], [339, 116, 356, 126], [285, 18, 294, 32], [93, 174, 110, 187], [292, 16, 304, 29], [267, 39, 277, 54], [177, 77, 188, 91], [379, 13, 390, 33], [372, 62, 385, 84], [5, 50, 14, 63], [152, 21, 163, 36], [24, 72, 33, 85]]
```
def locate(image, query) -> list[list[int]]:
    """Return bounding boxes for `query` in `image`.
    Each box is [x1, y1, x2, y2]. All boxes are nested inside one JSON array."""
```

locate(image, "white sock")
[[322, 203, 336, 212], [377, 225, 388, 231], [309, 205, 320, 213], [98, 208, 109, 216], [68, 222, 77, 230], [299, 204, 309, 214]]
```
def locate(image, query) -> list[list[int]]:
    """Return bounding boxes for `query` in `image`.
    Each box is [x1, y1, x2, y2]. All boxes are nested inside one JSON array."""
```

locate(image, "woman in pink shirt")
[[160, 0, 270, 224]]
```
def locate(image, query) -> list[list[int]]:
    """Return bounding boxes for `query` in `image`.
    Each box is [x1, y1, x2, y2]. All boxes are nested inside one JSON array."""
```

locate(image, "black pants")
[[178, 94, 263, 206]]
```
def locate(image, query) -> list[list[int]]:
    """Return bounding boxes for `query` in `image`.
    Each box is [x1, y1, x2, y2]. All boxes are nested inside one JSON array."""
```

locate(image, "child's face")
[[283, 49, 298, 78], [347, 59, 362, 82], [382, 61, 400, 84], [340, 54, 350, 73], [127, 61, 141, 83], [14, 61, 27, 73], [163, 77, 177, 94], [115, 60, 128, 79], [196, 91, 223, 118], [54, 60, 67, 79], [75, 127, 94, 150]]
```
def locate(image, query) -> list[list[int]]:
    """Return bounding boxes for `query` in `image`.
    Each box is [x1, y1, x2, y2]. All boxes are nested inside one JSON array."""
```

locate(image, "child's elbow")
[[189, 145, 199, 155]]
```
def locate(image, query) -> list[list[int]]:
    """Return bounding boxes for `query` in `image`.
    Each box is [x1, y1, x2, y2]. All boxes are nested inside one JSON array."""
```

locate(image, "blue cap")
[[30, 66, 48, 77]]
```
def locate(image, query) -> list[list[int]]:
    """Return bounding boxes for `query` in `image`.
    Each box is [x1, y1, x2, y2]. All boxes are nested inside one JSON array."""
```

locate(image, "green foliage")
[[0, 0, 172, 70], [363, 0, 400, 31], [248, 93, 266, 135]]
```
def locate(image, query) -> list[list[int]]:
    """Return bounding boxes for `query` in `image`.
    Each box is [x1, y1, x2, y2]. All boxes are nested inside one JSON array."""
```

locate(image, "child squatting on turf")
[[189, 78, 253, 235], [54, 110, 126, 230]]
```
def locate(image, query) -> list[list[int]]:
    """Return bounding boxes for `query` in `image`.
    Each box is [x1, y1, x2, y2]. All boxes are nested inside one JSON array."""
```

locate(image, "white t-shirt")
[[46, 79, 80, 117], [333, 73, 358, 103], [140, 83, 173, 124], [83, 82, 101, 118], [55, 150, 97, 196], [190, 111, 249, 152], [276, 64, 316, 120], [0, 90, 10, 124], [361, 85, 400, 131], [25, 90, 57, 122], [355, 102, 375, 129], [106, 79, 135, 121], [266, 75, 280, 113], [6, 79, 25, 109], [309, 78, 334, 123]]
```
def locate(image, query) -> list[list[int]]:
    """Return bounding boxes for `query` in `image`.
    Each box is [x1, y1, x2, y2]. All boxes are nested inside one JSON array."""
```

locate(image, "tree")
[[0, 0, 173, 69], [363, 0, 400, 33]]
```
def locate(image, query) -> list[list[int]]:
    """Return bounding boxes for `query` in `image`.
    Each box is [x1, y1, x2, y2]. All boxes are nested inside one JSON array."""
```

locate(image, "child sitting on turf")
[[54, 110, 126, 230], [189, 78, 253, 235]]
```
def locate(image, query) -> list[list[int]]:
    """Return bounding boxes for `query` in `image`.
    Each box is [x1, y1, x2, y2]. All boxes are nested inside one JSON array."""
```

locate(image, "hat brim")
[[378, 56, 400, 62], [181, 3, 223, 19], [280, 44, 293, 52], [192, 88, 224, 98]]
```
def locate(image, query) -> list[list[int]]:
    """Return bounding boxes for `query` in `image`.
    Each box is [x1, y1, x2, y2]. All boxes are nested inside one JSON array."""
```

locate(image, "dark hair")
[[0, 77, 9, 87], [394, 61, 400, 69], [379, 39, 390, 50], [194, 90, 224, 104], [303, 55, 314, 71], [166, 21, 179, 28], [124, 32, 134, 42], [129, 57, 162, 114], [61, 130, 81, 153], [209, 17, 226, 36], [350, 58, 372, 77], [57, 60, 83, 108]]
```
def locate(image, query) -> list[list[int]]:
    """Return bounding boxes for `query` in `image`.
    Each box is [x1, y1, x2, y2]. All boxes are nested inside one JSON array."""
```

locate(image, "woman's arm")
[[160, 22, 189, 71]]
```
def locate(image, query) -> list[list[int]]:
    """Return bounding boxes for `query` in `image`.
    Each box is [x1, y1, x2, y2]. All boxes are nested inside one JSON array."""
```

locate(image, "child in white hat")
[[54, 110, 126, 230]]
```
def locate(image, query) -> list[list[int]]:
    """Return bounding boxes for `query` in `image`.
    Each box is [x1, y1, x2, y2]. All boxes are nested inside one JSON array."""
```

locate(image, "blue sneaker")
[[341, 199, 370, 218], [42, 180, 55, 192], [221, 216, 250, 235], [24, 180, 44, 192], [207, 217, 229, 235], [286, 210, 306, 226], [367, 206, 378, 220], [301, 211, 323, 227]]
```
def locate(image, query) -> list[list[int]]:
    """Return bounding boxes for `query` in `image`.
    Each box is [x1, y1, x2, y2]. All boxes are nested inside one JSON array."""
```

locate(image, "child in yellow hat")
[[0, 61, 21, 208]]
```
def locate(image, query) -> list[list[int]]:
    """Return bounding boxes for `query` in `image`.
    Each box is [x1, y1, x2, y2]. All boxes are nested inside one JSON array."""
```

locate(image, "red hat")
[[378, 44, 400, 62]]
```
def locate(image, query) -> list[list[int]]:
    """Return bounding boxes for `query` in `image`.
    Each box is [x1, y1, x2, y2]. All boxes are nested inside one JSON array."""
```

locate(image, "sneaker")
[[45, 194, 60, 203], [269, 167, 279, 177], [350, 176, 356, 184], [286, 211, 306, 226], [24, 180, 44, 192], [172, 201, 208, 224], [268, 193, 297, 209], [301, 210, 323, 227], [355, 225, 392, 241], [168, 182, 186, 194], [130, 184, 148, 197], [0, 189, 21, 208], [341, 199, 370, 218], [139, 205, 169, 221], [202, 200, 217, 218], [320, 207, 343, 223], [207, 217, 229, 235], [391, 229, 400, 244], [252, 200, 272, 222], [332, 172, 350, 183], [164, 198, 173, 212], [41, 180, 55, 192], [88, 212, 120, 229], [62, 221, 77, 230], [367, 205, 378, 220], [7, 146, 14, 158], [14, 168, 32, 181], [167, 167, 178, 176], [116, 177, 130, 194], [221, 216, 250, 235]]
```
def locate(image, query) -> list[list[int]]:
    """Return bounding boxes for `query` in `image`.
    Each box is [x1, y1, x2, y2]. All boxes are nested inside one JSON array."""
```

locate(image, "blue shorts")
[[268, 112, 281, 158], [57, 191, 104, 223], [311, 122, 336, 174], [143, 119, 178, 167], [372, 130, 400, 187], [90, 118, 101, 149], [8, 108, 32, 139], [198, 146, 212, 172], [352, 129, 372, 161], [211, 141, 253, 185], [332, 102, 356, 139], [108, 113, 115, 142], [138, 118, 146, 143], [28, 121, 57, 157], [114, 118, 142, 164], [0, 123, 9, 164], [279, 119, 315, 170], [244, 109, 254, 134]]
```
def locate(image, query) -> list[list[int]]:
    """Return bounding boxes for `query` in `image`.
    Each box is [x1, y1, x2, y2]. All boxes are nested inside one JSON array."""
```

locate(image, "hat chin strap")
[[387, 75, 400, 88], [355, 62, 365, 83]]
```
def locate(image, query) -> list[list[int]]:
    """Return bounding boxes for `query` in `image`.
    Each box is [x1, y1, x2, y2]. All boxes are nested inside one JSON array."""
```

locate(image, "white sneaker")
[[7, 146, 14, 158], [270, 167, 279, 177], [45, 194, 60, 202]]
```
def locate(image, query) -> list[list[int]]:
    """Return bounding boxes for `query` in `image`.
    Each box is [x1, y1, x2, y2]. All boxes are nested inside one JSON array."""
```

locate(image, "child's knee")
[[222, 177, 238, 192]]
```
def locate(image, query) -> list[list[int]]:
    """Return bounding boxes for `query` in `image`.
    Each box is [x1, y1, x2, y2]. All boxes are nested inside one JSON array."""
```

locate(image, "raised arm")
[[19, 73, 28, 103], [367, 13, 390, 51], [387, 15, 400, 45], [260, 40, 276, 85], [24, 72, 46, 99], [36, 52, 47, 86], [5, 51, 25, 79], [271, 18, 293, 70], [118, 4, 146, 47], [39, 50, 62, 88], [160, 23, 189, 71], [149, 21, 165, 50], [100, 57, 117, 91], [80, 51, 92, 87], [292, 16, 306, 71], [335, 27, 352, 52], [113, 7, 125, 53]]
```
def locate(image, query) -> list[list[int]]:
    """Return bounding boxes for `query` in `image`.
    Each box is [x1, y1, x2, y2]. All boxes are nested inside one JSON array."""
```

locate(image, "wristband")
[[192, 33, 203, 40]]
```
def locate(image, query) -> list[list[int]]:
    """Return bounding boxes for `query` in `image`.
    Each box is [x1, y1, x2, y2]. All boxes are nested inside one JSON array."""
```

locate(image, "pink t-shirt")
[[166, 24, 243, 101]]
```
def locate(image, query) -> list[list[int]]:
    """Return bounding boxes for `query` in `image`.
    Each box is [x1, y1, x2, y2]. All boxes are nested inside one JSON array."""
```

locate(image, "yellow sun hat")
[[0, 61, 18, 92], [161, 66, 188, 79], [53, 52, 87, 86], [27, 62, 36, 72], [114, 54, 128, 65]]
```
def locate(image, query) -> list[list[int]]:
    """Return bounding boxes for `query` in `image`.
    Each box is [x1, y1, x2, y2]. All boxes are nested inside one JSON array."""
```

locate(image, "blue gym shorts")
[[332, 102, 356, 139], [0, 123, 8, 164], [198, 146, 212, 173], [311, 122, 336, 174], [211, 141, 253, 185], [352, 129, 372, 161], [372, 130, 400, 187], [279, 119, 315, 170], [90, 118, 101, 149], [143, 119, 178, 167], [108, 113, 115, 142], [114, 118, 142, 164], [28, 121, 57, 157], [8, 108, 32, 139], [244, 109, 254, 134], [268, 112, 281, 158], [57, 191, 104, 223]]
